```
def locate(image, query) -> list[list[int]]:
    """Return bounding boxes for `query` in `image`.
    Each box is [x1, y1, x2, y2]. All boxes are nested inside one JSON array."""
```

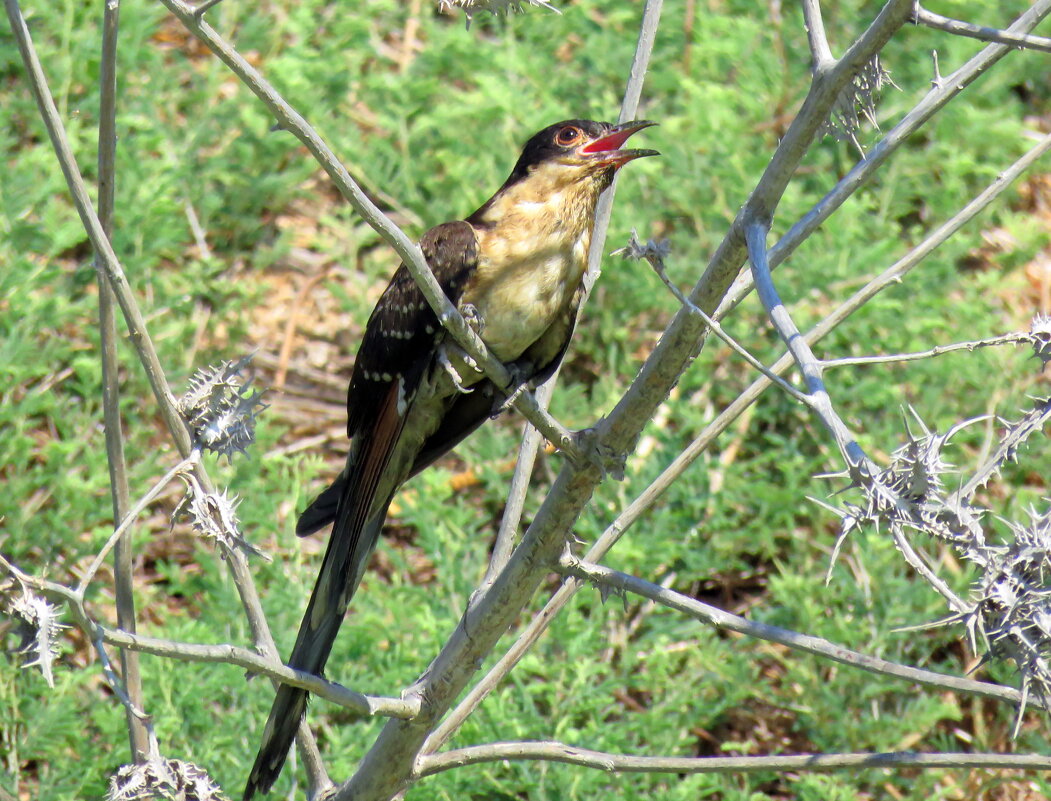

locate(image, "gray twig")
[[614, 231, 811, 404], [95, 0, 147, 764], [820, 333, 1037, 368], [615, 121, 1050, 554], [912, 4, 1051, 54], [98, 627, 420, 719], [77, 453, 201, 595], [558, 556, 1040, 709], [802, 0, 834, 69], [745, 222, 865, 468], [418, 743, 1051, 777]]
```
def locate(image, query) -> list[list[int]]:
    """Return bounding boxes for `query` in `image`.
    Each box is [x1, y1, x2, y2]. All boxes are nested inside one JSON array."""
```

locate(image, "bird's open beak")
[[579, 120, 659, 168]]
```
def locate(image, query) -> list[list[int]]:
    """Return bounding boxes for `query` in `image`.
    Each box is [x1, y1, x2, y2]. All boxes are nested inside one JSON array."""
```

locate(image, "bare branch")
[[77, 453, 201, 595], [419, 742, 1051, 777], [98, 628, 420, 720], [913, 4, 1051, 54], [821, 332, 1037, 368], [94, 0, 147, 764], [191, 0, 225, 17], [483, 381, 553, 585], [90, 626, 152, 727], [745, 222, 865, 468], [597, 0, 914, 479], [558, 556, 1038, 709], [614, 231, 811, 404], [802, 0, 834, 70]]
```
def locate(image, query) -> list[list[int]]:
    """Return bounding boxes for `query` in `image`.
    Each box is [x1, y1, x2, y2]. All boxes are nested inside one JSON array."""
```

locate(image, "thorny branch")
[[557, 556, 1047, 709], [745, 185, 1051, 730]]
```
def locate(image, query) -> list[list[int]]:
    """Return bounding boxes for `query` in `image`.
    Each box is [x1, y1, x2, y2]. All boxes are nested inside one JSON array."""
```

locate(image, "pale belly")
[[469, 244, 588, 362]]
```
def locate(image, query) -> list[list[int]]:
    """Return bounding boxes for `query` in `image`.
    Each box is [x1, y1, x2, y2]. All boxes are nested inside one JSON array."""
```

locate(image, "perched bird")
[[245, 118, 657, 799]]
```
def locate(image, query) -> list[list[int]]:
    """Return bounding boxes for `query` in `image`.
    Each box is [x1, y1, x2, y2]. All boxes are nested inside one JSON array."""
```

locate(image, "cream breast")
[[464, 163, 598, 361]]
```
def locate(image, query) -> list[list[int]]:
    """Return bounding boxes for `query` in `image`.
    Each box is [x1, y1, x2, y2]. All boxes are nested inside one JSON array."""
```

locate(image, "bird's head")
[[469, 119, 657, 228], [507, 118, 659, 190]]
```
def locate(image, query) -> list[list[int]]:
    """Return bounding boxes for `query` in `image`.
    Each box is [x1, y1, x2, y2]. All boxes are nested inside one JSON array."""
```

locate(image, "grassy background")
[[2, 0, 1050, 798]]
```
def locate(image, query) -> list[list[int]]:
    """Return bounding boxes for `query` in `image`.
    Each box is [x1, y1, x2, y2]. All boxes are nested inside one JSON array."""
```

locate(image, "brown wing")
[[346, 220, 479, 437], [297, 220, 477, 535]]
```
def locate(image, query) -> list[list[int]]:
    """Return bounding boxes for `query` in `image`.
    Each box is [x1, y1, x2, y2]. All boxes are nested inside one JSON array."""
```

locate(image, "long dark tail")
[[245, 380, 408, 800], [244, 496, 388, 800]]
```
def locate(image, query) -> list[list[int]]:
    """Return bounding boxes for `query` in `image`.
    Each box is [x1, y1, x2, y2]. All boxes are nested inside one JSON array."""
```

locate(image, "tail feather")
[[246, 380, 408, 800], [243, 508, 389, 800], [295, 476, 344, 537]]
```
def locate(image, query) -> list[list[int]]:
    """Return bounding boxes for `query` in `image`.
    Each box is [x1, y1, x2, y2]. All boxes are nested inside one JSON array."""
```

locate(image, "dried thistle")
[[966, 504, 1051, 727], [107, 756, 228, 801], [3, 585, 67, 688], [178, 356, 267, 459], [173, 473, 267, 559], [438, 0, 559, 26], [822, 397, 1051, 730], [822, 55, 896, 143], [1031, 314, 1051, 367]]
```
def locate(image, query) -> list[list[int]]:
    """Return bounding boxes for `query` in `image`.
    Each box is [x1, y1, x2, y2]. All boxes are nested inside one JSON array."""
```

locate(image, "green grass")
[[2, 0, 1050, 799]]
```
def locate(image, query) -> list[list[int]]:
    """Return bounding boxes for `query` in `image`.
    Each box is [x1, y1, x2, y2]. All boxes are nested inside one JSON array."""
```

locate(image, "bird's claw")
[[437, 346, 474, 395], [563, 428, 626, 481]]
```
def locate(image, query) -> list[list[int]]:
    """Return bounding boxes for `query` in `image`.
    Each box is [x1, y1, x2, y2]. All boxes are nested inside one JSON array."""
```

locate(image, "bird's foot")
[[563, 427, 626, 481], [437, 346, 475, 395], [492, 362, 535, 417], [461, 302, 484, 335]]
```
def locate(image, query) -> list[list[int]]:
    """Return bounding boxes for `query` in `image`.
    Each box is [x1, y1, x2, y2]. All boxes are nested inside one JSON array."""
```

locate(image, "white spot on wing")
[[396, 375, 408, 415]]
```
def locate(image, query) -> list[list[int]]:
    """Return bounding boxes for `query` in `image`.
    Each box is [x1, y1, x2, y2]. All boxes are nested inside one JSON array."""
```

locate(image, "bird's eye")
[[556, 126, 582, 146]]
